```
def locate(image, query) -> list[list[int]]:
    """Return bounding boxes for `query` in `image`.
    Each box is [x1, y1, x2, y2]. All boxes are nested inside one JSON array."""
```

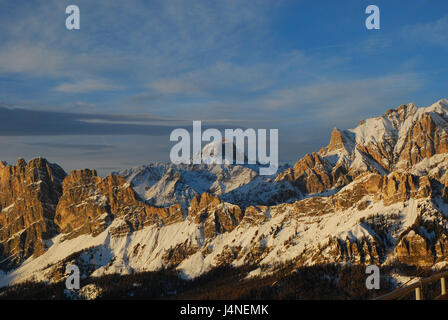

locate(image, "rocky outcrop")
[[397, 113, 448, 168], [241, 206, 269, 225], [435, 234, 448, 261], [162, 241, 199, 269], [395, 231, 434, 266], [275, 152, 350, 194], [333, 173, 382, 210], [276, 101, 448, 200], [333, 237, 382, 265], [0, 158, 66, 268], [3, 100, 448, 283], [381, 172, 418, 205], [417, 176, 432, 198], [188, 193, 243, 239], [54, 169, 109, 237], [327, 128, 354, 153], [55, 169, 183, 239]]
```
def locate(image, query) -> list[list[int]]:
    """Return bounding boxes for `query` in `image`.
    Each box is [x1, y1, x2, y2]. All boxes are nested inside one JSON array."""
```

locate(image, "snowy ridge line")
[[2, 99, 448, 287]]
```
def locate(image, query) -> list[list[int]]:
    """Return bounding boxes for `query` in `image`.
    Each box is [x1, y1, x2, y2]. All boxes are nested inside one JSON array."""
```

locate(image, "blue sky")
[[0, 0, 447, 174]]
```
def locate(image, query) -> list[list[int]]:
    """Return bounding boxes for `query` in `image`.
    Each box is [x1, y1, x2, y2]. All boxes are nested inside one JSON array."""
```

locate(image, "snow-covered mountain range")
[[117, 161, 296, 209], [1, 99, 448, 292]]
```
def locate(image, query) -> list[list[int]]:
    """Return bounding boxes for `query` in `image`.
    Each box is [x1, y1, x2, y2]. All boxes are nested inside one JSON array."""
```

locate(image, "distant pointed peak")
[[383, 103, 417, 120], [193, 139, 248, 165], [66, 168, 98, 180], [327, 128, 354, 153], [423, 98, 448, 115], [17, 157, 26, 167], [327, 128, 343, 152], [437, 98, 448, 105], [431, 98, 448, 109], [27, 157, 49, 166]]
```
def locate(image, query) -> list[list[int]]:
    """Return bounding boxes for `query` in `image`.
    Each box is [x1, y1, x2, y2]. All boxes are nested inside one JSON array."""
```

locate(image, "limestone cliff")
[[0, 158, 66, 268]]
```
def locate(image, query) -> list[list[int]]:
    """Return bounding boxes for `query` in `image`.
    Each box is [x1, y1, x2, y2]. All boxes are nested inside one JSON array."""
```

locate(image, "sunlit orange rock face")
[[0, 158, 66, 268], [394, 231, 434, 266], [54, 169, 183, 239], [3, 101, 448, 277], [188, 192, 243, 239], [275, 152, 350, 194], [275, 103, 448, 197], [0, 162, 186, 268], [396, 113, 448, 168]]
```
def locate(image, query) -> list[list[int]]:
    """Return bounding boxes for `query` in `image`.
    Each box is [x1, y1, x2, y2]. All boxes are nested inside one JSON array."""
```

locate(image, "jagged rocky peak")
[[120, 159, 295, 210], [277, 99, 448, 195], [397, 103, 417, 119], [275, 150, 350, 194], [327, 127, 354, 154], [55, 169, 135, 237], [193, 138, 249, 165], [0, 157, 66, 268], [327, 128, 345, 152], [394, 230, 434, 266], [187, 191, 243, 239], [189, 192, 221, 216], [383, 102, 417, 121], [55, 168, 184, 239], [4, 99, 448, 287], [426, 98, 448, 113]]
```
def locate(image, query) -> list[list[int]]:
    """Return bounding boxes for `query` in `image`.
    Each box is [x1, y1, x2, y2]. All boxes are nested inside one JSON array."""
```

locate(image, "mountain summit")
[[192, 138, 249, 165], [1, 99, 448, 294]]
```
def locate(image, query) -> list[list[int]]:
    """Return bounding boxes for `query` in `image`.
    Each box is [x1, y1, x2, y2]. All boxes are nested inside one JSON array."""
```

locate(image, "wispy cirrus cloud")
[[402, 15, 448, 47], [0, 1, 446, 172], [54, 79, 123, 93], [148, 78, 203, 96], [0, 43, 66, 76]]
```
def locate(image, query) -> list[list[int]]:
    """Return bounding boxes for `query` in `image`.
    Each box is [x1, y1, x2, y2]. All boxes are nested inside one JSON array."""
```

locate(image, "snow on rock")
[[0, 183, 435, 286], [2, 99, 448, 288], [118, 161, 296, 209]]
